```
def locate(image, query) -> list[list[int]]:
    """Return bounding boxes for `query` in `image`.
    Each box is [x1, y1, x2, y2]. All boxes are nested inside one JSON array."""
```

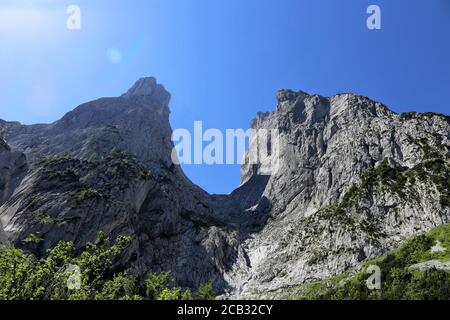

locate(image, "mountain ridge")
[[0, 77, 449, 298]]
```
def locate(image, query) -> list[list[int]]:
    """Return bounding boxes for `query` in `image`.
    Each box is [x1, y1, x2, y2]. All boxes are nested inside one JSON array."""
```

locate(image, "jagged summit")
[[121, 77, 171, 106], [276, 89, 310, 103], [0, 76, 175, 173]]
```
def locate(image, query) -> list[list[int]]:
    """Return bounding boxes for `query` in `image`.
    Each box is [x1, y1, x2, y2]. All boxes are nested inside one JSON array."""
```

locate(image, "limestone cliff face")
[[0, 78, 243, 289], [0, 138, 27, 206], [1, 77, 173, 174], [0, 78, 448, 298], [0, 138, 27, 243], [228, 90, 450, 298]]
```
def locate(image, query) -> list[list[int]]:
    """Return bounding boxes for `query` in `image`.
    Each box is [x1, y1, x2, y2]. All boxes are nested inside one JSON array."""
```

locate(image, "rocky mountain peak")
[[0, 78, 448, 299], [276, 89, 309, 103], [121, 77, 171, 106], [0, 77, 176, 173]]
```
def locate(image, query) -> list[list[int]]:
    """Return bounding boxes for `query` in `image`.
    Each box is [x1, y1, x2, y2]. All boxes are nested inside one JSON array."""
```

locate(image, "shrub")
[[303, 225, 450, 300], [196, 281, 216, 300], [0, 232, 216, 300], [145, 272, 172, 299]]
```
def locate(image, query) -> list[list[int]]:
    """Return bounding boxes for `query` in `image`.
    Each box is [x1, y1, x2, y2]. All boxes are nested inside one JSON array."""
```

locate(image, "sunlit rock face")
[[121, 77, 171, 107], [0, 78, 449, 298], [0, 77, 173, 174], [229, 91, 449, 298]]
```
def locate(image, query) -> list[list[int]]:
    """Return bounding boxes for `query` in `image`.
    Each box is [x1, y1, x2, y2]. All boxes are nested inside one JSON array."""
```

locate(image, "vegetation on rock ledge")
[[289, 224, 450, 300], [0, 231, 215, 300]]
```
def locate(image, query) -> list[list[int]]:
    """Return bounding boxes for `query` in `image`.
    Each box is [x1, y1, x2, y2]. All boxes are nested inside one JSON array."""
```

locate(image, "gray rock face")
[[121, 77, 171, 106], [0, 78, 245, 289], [0, 79, 449, 298], [0, 138, 27, 205], [227, 91, 450, 298], [0, 138, 27, 243], [0, 78, 173, 175], [410, 260, 450, 271]]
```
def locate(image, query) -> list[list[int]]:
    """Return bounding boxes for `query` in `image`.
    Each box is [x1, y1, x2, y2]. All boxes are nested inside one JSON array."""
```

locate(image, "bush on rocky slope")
[[400, 112, 450, 124], [0, 231, 215, 300], [288, 224, 450, 300]]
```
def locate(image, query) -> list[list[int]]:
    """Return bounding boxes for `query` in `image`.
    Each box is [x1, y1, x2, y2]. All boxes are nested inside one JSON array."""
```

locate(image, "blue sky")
[[0, 0, 449, 194]]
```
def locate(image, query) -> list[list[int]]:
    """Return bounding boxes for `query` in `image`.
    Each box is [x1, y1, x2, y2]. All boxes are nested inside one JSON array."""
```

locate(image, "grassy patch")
[[75, 188, 103, 204], [289, 224, 450, 300], [400, 112, 450, 124], [23, 233, 43, 244]]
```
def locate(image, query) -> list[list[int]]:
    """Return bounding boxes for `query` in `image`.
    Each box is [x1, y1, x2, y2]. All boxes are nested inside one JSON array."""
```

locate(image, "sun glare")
[[0, 1, 59, 33]]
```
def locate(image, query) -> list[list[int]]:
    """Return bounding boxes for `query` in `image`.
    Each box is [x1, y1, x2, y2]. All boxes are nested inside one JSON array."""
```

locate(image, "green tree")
[[145, 272, 172, 299], [0, 232, 216, 300], [196, 281, 216, 300]]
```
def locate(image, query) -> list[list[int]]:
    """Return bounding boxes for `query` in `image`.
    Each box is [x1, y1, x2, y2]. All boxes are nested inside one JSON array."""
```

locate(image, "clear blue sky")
[[1, 0, 449, 194]]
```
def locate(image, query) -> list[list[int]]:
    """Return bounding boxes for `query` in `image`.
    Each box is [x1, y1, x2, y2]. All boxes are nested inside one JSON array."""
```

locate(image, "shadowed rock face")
[[0, 78, 449, 298], [0, 138, 27, 243], [0, 138, 27, 206], [0, 78, 256, 290]]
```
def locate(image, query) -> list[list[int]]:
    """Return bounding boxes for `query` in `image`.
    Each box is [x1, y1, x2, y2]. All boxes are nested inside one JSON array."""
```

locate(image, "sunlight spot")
[[107, 48, 122, 64], [0, 5, 59, 33]]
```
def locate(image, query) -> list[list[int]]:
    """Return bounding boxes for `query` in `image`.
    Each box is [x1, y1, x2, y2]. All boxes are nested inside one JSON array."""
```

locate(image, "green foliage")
[[427, 224, 450, 262], [39, 156, 80, 182], [307, 251, 328, 266], [403, 268, 450, 300], [98, 273, 141, 300], [37, 212, 55, 225], [145, 272, 171, 299], [400, 112, 450, 124], [75, 188, 102, 203], [335, 157, 450, 213], [322, 267, 450, 300], [144, 272, 207, 300], [399, 112, 418, 121], [0, 232, 216, 300], [157, 288, 183, 300], [361, 159, 408, 197], [36, 212, 79, 225], [290, 224, 450, 300], [407, 159, 450, 207], [195, 281, 216, 300], [32, 149, 152, 219], [40, 155, 75, 167], [181, 288, 194, 300], [23, 233, 43, 244], [103, 148, 151, 180]]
